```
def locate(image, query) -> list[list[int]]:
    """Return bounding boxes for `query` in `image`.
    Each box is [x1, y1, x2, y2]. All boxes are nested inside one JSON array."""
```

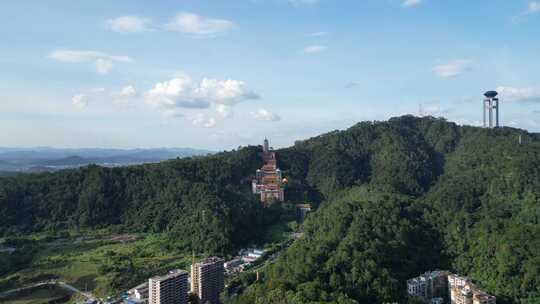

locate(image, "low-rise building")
[[448, 274, 496, 304], [408, 275, 429, 299], [472, 290, 496, 304], [407, 271, 448, 301]]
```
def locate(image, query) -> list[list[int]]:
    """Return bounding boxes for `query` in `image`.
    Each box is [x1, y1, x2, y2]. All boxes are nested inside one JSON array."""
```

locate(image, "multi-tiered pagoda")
[[252, 139, 285, 203]]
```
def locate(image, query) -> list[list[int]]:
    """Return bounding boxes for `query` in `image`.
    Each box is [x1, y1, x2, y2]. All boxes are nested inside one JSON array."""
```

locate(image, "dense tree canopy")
[[1, 116, 539, 303]]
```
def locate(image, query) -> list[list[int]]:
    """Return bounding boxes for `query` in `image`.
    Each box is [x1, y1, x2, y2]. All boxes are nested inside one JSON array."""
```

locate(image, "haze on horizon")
[[1, 0, 540, 150]]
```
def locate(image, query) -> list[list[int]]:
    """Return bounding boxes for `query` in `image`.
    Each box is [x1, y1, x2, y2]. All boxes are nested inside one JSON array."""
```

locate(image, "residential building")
[[407, 275, 429, 298], [472, 290, 496, 304], [448, 274, 471, 291], [408, 271, 496, 304], [407, 271, 448, 301], [148, 269, 188, 304], [191, 257, 225, 304], [448, 274, 496, 304]]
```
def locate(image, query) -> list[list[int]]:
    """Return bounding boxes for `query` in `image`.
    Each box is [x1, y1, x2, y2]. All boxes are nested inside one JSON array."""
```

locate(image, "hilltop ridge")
[[1, 116, 539, 303]]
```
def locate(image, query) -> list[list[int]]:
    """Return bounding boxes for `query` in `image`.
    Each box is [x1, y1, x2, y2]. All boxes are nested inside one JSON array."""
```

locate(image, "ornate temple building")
[[252, 139, 285, 203]]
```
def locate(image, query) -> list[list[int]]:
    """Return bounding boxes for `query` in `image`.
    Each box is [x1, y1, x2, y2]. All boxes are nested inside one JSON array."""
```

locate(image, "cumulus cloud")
[[165, 12, 235, 36], [433, 59, 473, 78], [50, 50, 133, 74], [191, 114, 216, 128], [252, 108, 281, 122], [144, 75, 259, 110], [111, 85, 138, 108], [119, 85, 137, 98], [303, 45, 328, 54], [497, 86, 540, 102], [106, 15, 151, 33], [145, 76, 207, 109], [402, 0, 422, 7]]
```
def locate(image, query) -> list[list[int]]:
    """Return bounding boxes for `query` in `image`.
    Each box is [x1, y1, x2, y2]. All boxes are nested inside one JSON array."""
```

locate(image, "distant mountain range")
[[0, 147, 213, 173]]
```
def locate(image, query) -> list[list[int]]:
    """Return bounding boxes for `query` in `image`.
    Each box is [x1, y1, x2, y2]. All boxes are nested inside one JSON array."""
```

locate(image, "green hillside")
[[1, 116, 539, 303], [227, 116, 540, 304]]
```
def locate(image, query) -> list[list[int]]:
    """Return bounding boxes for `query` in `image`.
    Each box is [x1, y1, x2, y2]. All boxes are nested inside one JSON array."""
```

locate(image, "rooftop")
[[149, 269, 188, 282]]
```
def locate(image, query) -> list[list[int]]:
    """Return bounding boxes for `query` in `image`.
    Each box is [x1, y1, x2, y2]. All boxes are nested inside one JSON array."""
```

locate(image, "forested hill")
[[229, 116, 540, 304], [0, 147, 268, 253], [1, 116, 540, 303]]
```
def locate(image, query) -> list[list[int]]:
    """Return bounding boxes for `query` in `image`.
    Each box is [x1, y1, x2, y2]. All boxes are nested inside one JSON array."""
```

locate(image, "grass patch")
[[0, 233, 190, 298], [0, 285, 72, 304]]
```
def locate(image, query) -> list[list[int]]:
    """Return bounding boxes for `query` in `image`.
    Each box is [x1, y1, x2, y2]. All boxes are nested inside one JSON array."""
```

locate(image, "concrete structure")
[[191, 257, 224, 304], [407, 271, 448, 301], [448, 274, 471, 293], [296, 204, 312, 222], [408, 271, 496, 304], [407, 275, 429, 298], [252, 139, 285, 204], [148, 270, 188, 304], [483, 91, 500, 128], [448, 274, 496, 304], [472, 290, 497, 304]]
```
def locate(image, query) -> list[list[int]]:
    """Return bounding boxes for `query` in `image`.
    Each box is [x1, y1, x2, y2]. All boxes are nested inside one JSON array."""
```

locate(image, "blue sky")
[[1, 0, 540, 150]]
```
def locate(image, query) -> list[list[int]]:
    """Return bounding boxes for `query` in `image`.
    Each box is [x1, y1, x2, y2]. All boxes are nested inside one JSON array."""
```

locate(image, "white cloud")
[[50, 50, 132, 63], [145, 76, 207, 109], [119, 85, 137, 98], [95, 59, 113, 74], [214, 104, 233, 118], [72, 87, 138, 109], [50, 50, 133, 74], [111, 85, 138, 108], [106, 15, 151, 33], [528, 2, 540, 13], [144, 75, 259, 110], [308, 31, 328, 37], [72, 94, 88, 108], [497, 86, 540, 102], [433, 59, 473, 78], [195, 78, 259, 105], [165, 12, 235, 36], [402, 0, 422, 7], [191, 114, 216, 128], [252, 108, 281, 122], [303, 45, 328, 54]]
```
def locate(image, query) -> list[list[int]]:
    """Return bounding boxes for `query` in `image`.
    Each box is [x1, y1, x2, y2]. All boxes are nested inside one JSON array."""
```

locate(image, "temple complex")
[[252, 139, 285, 204]]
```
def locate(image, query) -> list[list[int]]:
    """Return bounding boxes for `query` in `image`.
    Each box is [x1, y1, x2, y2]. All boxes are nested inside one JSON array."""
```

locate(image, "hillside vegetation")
[[1, 116, 539, 303], [0, 148, 277, 254], [229, 116, 540, 304]]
